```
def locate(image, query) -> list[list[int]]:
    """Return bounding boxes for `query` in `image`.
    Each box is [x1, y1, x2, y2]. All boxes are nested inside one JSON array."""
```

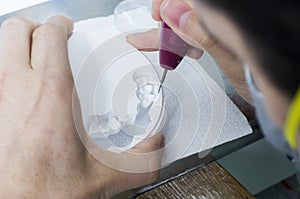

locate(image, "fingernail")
[[161, 0, 191, 28], [179, 11, 191, 29]]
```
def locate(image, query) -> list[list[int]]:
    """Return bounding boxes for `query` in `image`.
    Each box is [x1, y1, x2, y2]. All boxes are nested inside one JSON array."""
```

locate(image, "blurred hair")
[[201, 0, 300, 98]]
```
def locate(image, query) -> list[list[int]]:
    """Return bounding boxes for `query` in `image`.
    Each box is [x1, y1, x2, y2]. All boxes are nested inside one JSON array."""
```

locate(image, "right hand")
[[127, 0, 252, 104]]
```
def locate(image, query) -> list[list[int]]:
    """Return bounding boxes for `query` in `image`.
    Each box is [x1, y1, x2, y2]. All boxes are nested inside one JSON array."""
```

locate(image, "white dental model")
[[86, 69, 160, 150]]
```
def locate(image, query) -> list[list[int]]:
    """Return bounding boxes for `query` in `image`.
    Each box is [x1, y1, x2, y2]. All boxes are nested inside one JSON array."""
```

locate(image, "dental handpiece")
[[158, 22, 190, 92]]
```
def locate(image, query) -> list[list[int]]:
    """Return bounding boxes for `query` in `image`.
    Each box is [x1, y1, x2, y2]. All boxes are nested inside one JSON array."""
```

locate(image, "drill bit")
[[158, 69, 168, 93]]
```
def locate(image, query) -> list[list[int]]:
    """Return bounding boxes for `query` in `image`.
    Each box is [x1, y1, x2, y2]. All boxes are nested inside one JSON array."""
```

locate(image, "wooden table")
[[135, 161, 255, 199]]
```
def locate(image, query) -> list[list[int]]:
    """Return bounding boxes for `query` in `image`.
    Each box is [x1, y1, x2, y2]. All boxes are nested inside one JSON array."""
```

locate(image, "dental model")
[[86, 112, 121, 138], [86, 69, 160, 149]]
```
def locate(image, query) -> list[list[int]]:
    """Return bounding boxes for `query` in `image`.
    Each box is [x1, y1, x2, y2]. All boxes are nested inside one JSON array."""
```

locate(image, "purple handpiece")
[[159, 22, 190, 70]]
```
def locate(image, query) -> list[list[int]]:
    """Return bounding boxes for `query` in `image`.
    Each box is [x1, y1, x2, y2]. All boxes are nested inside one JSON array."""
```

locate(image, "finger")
[[84, 132, 164, 176], [130, 134, 164, 153], [119, 134, 163, 189], [126, 29, 160, 51], [94, 134, 163, 194], [186, 47, 204, 59], [127, 28, 204, 60], [152, 0, 164, 21], [160, 0, 216, 50], [31, 16, 73, 75], [0, 17, 37, 67]]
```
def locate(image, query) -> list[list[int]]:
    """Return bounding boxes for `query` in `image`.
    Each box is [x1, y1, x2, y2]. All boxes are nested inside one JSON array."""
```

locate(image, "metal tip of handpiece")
[[158, 84, 162, 93], [158, 69, 168, 93]]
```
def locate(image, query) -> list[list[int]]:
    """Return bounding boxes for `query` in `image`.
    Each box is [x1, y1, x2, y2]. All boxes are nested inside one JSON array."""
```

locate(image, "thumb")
[[106, 135, 164, 194], [130, 134, 164, 153], [160, 0, 216, 50], [120, 134, 164, 190]]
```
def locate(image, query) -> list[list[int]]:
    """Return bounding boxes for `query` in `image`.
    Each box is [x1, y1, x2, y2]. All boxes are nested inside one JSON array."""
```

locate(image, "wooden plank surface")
[[137, 161, 255, 199]]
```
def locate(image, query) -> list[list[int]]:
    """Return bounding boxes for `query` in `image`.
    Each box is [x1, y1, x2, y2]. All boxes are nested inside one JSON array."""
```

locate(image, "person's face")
[[194, 1, 291, 129]]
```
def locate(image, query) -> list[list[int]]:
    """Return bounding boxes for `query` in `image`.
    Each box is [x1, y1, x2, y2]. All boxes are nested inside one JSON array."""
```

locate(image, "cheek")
[[258, 80, 290, 129], [262, 94, 286, 128]]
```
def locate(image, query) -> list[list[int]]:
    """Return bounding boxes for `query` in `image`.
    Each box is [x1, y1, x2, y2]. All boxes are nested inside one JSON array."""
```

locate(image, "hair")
[[201, 0, 300, 99]]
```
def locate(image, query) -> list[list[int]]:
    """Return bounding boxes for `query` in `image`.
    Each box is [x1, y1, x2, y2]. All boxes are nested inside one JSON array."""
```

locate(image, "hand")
[[0, 16, 163, 198], [127, 0, 252, 104]]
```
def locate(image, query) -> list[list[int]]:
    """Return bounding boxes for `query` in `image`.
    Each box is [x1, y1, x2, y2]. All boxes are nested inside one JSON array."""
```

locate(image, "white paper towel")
[[68, 7, 252, 165]]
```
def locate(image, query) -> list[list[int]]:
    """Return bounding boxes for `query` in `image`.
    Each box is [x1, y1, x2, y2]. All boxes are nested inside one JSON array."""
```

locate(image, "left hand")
[[0, 16, 163, 198]]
